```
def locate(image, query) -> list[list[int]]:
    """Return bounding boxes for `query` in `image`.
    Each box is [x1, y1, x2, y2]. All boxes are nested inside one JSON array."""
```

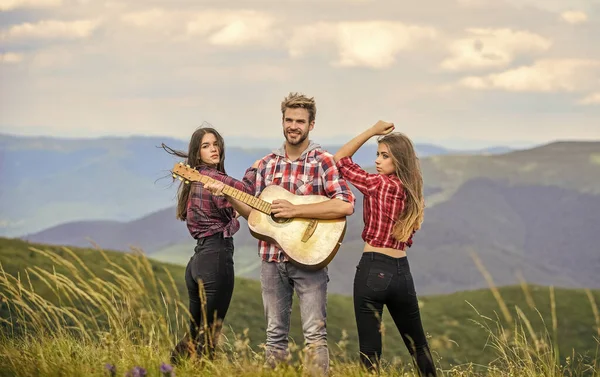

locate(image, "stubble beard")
[[284, 130, 308, 146]]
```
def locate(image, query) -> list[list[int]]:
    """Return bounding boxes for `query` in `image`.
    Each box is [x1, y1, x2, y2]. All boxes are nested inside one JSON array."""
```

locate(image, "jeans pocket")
[[405, 274, 417, 296], [366, 267, 393, 292], [193, 251, 220, 282]]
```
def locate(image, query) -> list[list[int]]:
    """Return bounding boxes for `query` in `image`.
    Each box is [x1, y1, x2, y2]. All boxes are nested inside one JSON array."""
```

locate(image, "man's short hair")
[[281, 92, 317, 123]]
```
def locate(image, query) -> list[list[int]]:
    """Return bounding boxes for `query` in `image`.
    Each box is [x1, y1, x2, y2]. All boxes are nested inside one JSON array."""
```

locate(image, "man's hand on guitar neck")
[[204, 181, 252, 219]]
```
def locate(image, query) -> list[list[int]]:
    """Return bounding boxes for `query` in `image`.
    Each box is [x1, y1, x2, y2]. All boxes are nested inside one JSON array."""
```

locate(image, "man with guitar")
[[204, 92, 355, 376]]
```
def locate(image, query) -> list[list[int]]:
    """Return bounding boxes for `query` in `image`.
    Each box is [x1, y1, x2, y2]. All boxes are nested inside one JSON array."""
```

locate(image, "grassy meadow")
[[1, 237, 599, 376]]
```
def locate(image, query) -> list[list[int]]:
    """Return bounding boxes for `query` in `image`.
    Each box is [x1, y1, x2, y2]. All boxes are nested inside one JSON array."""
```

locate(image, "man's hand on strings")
[[271, 199, 297, 218]]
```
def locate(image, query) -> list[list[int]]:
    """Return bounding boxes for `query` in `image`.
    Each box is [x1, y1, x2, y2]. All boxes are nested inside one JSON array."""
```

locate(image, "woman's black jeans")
[[354, 252, 436, 376], [172, 232, 235, 361]]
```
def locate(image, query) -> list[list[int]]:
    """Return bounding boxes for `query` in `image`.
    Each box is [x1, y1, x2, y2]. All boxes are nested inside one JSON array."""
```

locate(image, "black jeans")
[[178, 232, 235, 359], [354, 252, 436, 377]]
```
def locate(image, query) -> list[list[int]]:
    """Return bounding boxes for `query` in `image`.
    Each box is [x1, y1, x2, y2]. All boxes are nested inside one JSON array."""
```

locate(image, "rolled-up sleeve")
[[319, 154, 356, 207], [336, 156, 383, 196]]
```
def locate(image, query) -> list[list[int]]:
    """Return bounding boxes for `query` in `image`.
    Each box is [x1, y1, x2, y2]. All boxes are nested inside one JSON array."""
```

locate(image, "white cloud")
[[0, 52, 24, 63], [459, 59, 600, 93], [187, 10, 276, 46], [122, 9, 277, 46], [121, 8, 170, 28], [579, 93, 600, 105], [441, 28, 552, 71], [510, 0, 595, 13], [560, 11, 588, 25], [1, 0, 599, 144], [1, 19, 101, 41], [0, 0, 60, 11], [289, 21, 438, 69]]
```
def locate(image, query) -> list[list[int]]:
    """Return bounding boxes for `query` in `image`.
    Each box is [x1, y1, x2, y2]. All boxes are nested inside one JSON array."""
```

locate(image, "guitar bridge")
[[301, 219, 318, 242]]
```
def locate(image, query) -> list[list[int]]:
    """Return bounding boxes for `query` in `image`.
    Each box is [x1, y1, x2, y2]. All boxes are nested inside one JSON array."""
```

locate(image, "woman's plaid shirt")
[[336, 156, 414, 250], [185, 166, 256, 239]]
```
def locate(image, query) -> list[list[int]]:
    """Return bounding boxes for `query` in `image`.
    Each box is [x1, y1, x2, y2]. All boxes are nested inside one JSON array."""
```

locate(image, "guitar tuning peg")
[[178, 176, 183, 181], [186, 164, 191, 168], [172, 174, 177, 178], [185, 180, 190, 184]]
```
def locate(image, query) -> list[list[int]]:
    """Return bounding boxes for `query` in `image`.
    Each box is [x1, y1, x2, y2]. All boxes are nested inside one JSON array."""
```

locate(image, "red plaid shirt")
[[185, 166, 256, 239], [336, 156, 413, 250], [251, 144, 356, 262]]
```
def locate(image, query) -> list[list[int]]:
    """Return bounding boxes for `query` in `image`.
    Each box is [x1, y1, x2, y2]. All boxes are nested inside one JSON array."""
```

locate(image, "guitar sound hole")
[[270, 213, 292, 224]]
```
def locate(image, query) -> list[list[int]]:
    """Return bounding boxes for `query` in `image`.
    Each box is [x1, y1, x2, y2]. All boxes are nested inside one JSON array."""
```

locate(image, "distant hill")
[[0, 133, 509, 238], [213, 178, 600, 295], [422, 141, 600, 206], [1, 237, 598, 368], [20, 141, 600, 295], [21, 208, 189, 253], [24, 180, 600, 296], [0, 134, 264, 238]]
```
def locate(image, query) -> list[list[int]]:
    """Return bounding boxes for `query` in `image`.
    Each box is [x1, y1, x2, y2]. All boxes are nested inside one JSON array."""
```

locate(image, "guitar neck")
[[196, 174, 272, 214]]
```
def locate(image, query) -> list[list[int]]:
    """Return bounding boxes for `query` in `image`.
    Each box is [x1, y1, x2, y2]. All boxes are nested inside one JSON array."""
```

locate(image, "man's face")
[[282, 108, 314, 146]]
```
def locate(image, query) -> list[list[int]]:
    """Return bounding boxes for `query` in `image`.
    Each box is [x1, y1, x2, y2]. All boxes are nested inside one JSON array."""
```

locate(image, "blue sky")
[[1, 0, 599, 148]]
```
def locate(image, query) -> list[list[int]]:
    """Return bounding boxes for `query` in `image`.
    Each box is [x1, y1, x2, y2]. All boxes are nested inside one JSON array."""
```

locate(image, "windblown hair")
[[378, 132, 425, 242], [281, 92, 317, 123], [161, 126, 226, 221]]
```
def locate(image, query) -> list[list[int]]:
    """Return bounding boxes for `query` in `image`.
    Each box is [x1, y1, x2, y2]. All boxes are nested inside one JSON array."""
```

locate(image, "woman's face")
[[375, 142, 396, 175], [199, 133, 220, 167]]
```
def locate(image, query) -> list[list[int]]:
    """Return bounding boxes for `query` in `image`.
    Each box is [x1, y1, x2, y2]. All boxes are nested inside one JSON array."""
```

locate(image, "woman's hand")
[[371, 120, 395, 136], [204, 181, 226, 196]]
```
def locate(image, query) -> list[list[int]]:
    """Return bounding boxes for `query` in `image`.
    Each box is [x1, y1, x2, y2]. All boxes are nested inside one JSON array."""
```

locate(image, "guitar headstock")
[[171, 162, 202, 184]]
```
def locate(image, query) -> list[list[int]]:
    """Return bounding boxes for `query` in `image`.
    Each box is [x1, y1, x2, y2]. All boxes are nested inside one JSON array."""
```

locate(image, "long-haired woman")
[[334, 121, 436, 376], [162, 126, 256, 363]]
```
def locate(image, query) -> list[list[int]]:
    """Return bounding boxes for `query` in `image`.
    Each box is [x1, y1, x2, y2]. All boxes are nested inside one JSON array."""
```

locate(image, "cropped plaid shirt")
[[336, 156, 414, 250]]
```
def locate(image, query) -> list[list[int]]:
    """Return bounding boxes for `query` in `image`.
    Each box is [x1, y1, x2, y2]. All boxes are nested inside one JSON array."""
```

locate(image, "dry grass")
[[0, 246, 598, 376]]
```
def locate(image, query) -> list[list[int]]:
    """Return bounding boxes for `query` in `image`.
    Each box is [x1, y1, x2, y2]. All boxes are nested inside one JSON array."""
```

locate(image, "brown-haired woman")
[[162, 126, 256, 363], [333, 121, 436, 376]]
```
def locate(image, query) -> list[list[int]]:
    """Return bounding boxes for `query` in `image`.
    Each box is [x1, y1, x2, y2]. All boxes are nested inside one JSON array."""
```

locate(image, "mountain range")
[[0, 132, 511, 237], [8, 133, 599, 295]]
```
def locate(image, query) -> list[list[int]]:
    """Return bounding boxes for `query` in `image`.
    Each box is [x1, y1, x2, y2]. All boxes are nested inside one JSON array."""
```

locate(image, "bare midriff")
[[363, 242, 407, 258]]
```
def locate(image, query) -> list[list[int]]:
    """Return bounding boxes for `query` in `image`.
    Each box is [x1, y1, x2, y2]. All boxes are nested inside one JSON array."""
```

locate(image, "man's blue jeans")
[[260, 260, 329, 375]]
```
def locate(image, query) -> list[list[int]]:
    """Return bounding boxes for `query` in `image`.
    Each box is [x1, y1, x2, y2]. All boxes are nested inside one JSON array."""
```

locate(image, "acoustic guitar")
[[171, 163, 347, 270]]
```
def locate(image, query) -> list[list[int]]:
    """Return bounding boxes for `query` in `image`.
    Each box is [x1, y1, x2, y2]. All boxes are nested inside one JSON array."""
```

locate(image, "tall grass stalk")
[[0, 245, 598, 376]]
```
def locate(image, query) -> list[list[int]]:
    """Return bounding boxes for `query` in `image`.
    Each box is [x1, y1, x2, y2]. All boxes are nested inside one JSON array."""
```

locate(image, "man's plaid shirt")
[[250, 143, 356, 263]]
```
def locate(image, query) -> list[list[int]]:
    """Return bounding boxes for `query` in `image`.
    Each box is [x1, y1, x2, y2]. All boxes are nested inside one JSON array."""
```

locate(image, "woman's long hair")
[[161, 126, 226, 221], [378, 132, 425, 242]]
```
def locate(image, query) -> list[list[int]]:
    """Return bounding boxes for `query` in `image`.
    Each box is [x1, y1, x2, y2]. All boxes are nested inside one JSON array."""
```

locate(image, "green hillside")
[[422, 141, 600, 206], [1, 237, 599, 374]]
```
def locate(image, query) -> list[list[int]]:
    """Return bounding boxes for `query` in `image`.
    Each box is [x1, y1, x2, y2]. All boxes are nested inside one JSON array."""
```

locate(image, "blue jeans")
[[260, 260, 330, 376]]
